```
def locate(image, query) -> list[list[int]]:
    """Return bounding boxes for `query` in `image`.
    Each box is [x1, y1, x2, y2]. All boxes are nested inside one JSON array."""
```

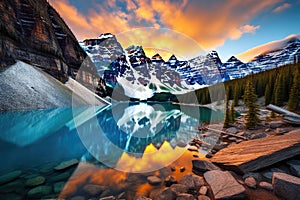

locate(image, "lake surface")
[[0, 102, 224, 199]]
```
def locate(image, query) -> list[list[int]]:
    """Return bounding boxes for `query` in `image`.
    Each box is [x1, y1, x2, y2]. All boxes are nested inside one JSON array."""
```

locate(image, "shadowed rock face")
[[0, 0, 86, 82]]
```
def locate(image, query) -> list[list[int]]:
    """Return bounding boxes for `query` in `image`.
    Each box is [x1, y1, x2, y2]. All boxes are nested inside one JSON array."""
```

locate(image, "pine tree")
[[274, 72, 284, 106], [244, 78, 260, 129], [264, 83, 271, 106], [233, 83, 240, 106], [230, 102, 235, 123], [224, 99, 230, 128], [288, 67, 300, 111]]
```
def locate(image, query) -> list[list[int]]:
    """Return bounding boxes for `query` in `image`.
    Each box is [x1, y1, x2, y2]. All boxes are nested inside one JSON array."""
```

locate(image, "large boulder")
[[272, 172, 300, 200], [204, 170, 246, 200]]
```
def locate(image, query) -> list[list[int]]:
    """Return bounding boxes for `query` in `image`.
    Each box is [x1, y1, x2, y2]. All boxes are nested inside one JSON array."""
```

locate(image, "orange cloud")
[[273, 3, 291, 13], [49, 0, 280, 57], [237, 34, 300, 62]]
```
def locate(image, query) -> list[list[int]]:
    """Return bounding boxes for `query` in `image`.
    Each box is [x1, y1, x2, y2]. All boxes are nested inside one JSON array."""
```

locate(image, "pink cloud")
[[273, 3, 291, 13], [241, 25, 261, 34]]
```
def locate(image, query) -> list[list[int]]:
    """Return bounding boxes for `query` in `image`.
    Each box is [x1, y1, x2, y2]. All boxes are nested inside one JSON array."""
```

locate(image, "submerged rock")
[[147, 176, 162, 185], [204, 170, 246, 200], [54, 159, 79, 171], [273, 172, 300, 200], [25, 176, 45, 187], [49, 172, 71, 182], [53, 182, 65, 193], [0, 170, 22, 184], [27, 186, 52, 198]]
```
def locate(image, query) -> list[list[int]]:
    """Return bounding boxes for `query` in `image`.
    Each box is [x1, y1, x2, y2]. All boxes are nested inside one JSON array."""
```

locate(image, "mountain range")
[[80, 33, 300, 100]]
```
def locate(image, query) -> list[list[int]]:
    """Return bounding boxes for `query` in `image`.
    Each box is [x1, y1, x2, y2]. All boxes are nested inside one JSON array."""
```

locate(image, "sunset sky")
[[49, 0, 300, 62]]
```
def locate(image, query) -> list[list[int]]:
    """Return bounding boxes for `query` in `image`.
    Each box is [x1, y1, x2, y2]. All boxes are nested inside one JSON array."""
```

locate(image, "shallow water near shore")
[[0, 102, 224, 199]]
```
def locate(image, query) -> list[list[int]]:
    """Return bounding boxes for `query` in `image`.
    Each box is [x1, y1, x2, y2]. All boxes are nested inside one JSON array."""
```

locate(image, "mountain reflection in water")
[[0, 102, 224, 199]]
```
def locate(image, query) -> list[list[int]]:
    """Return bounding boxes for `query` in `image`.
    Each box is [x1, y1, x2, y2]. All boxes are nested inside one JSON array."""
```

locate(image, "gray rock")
[[250, 132, 267, 140], [176, 193, 194, 200], [199, 186, 208, 195], [193, 175, 205, 190], [213, 143, 228, 151], [198, 195, 210, 200], [273, 172, 300, 200], [0, 170, 22, 184], [192, 160, 220, 174], [25, 176, 45, 187], [27, 186, 52, 198], [164, 175, 177, 187], [244, 177, 256, 189], [227, 127, 238, 134], [286, 160, 300, 177], [83, 184, 106, 196], [54, 159, 79, 171], [269, 121, 284, 129], [155, 188, 176, 200], [204, 170, 246, 200], [258, 182, 273, 191], [275, 127, 291, 134], [147, 176, 162, 185], [53, 182, 65, 193], [170, 184, 188, 194], [179, 174, 195, 190]]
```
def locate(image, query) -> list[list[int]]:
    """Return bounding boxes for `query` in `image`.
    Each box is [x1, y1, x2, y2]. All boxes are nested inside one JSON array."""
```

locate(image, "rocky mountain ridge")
[[81, 33, 300, 100], [0, 0, 87, 82]]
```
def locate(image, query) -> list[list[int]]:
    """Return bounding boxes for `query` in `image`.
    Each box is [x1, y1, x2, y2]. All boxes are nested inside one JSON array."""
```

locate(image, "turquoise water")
[[0, 103, 224, 199]]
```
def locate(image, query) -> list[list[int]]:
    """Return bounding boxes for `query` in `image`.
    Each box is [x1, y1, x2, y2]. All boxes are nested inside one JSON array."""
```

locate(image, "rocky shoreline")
[[139, 109, 300, 200]]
